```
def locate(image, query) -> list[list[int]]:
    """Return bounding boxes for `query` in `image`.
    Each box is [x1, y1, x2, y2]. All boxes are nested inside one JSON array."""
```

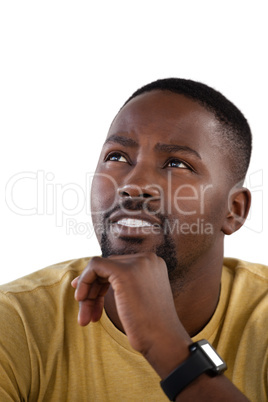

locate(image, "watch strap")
[[160, 346, 213, 401]]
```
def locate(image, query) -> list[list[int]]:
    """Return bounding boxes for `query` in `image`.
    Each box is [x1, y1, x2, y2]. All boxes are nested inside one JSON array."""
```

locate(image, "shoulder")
[[0, 257, 91, 400], [223, 257, 268, 304], [0, 257, 91, 295], [222, 257, 268, 328], [0, 256, 92, 347], [0, 257, 91, 322], [223, 257, 268, 284], [220, 259, 267, 398]]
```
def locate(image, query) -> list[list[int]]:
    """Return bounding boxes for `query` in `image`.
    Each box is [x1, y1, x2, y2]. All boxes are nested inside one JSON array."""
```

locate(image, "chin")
[[101, 234, 157, 257]]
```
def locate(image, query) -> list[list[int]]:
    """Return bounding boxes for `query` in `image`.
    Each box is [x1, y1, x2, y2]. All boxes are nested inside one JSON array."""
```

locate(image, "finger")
[[75, 270, 98, 301], [78, 299, 95, 326], [90, 296, 106, 322], [75, 258, 114, 301], [87, 278, 110, 300], [77, 281, 110, 326], [78, 295, 105, 326], [71, 276, 79, 288]]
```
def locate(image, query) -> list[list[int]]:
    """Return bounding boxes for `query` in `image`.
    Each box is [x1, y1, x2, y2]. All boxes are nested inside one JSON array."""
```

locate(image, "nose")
[[117, 168, 161, 199], [118, 183, 161, 199]]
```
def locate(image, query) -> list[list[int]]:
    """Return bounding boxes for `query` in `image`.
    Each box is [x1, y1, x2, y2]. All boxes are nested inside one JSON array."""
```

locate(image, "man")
[[0, 78, 267, 401]]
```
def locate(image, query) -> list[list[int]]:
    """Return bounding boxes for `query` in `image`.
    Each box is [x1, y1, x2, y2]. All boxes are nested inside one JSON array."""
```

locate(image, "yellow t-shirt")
[[0, 257, 267, 401]]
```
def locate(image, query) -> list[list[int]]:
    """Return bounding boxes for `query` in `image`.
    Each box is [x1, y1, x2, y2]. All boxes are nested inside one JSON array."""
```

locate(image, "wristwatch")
[[160, 339, 227, 401]]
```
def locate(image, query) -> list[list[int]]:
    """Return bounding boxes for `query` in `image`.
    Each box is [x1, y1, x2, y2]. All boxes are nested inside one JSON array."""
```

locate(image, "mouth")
[[116, 218, 158, 228], [108, 213, 162, 238]]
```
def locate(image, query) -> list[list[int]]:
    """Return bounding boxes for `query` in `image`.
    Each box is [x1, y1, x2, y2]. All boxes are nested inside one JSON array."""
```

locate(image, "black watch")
[[160, 339, 227, 401]]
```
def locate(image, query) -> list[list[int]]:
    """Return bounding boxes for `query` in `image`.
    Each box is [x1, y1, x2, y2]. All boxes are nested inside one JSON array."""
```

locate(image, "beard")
[[100, 219, 188, 288]]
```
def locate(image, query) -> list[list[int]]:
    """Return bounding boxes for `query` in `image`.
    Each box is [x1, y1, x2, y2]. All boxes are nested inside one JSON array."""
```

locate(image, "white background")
[[0, 1, 267, 284]]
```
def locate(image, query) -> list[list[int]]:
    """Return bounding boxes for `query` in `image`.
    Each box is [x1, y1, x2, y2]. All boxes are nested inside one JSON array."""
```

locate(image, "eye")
[[166, 158, 189, 169], [106, 152, 128, 163]]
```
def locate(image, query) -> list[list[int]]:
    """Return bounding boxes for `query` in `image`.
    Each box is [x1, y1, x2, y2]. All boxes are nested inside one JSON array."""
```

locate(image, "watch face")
[[194, 340, 227, 373], [200, 343, 224, 366]]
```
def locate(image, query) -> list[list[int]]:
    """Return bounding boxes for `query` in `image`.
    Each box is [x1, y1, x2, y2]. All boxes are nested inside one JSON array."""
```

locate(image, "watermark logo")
[[5, 169, 264, 237], [243, 169, 263, 233]]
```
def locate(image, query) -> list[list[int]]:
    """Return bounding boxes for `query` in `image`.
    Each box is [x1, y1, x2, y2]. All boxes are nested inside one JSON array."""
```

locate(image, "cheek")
[[90, 173, 119, 217], [168, 183, 227, 229], [169, 184, 210, 218]]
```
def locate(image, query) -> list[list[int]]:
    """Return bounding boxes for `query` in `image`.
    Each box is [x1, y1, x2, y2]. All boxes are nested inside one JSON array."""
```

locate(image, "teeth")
[[116, 218, 153, 227]]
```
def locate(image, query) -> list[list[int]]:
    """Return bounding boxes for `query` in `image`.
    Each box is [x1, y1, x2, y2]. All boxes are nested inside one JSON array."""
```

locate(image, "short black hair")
[[124, 78, 252, 183]]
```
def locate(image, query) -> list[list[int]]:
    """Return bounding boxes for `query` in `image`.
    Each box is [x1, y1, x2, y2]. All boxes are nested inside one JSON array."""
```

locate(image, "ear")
[[222, 187, 251, 235]]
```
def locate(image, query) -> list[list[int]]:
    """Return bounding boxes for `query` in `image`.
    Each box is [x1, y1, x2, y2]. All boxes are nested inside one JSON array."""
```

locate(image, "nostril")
[[141, 193, 152, 198], [118, 184, 160, 199], [119, 191, 152, 199], [121, 191, 130, 197]]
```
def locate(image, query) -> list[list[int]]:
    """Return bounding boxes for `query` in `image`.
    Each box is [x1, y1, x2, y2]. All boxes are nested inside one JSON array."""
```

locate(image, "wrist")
[[160, 340, 227, 401], [143, 330, 193, 379]]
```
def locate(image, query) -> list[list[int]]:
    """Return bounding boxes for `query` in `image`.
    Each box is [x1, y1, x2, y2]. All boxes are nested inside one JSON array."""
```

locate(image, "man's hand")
[[71, 252, 192, 378], [71, 253, 250, 400]]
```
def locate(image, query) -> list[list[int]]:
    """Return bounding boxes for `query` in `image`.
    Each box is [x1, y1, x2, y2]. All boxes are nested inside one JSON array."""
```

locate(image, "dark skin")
[[72, 91, 251, 400]]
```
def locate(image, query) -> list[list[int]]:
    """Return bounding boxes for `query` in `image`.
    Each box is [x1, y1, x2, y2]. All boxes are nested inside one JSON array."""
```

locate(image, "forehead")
[[108, 91, 219, 148]]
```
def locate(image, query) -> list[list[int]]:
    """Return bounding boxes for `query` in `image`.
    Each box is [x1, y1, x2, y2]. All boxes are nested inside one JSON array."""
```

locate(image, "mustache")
[[103, 198, 167, 226]]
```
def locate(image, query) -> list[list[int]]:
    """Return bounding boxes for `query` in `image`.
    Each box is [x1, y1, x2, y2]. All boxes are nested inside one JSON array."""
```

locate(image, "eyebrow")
[[104, 134, 201, 160], [155, 143, 202, 159], [104, 134, 138, 148]]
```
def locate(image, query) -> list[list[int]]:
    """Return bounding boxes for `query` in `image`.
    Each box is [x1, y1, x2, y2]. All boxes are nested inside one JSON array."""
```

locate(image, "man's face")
[[90, 91, 231, 281]]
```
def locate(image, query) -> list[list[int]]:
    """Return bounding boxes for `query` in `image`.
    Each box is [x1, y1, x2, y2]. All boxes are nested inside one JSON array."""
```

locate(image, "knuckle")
[[140, 252, 158, 262], [90, 256, 102, 264]]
